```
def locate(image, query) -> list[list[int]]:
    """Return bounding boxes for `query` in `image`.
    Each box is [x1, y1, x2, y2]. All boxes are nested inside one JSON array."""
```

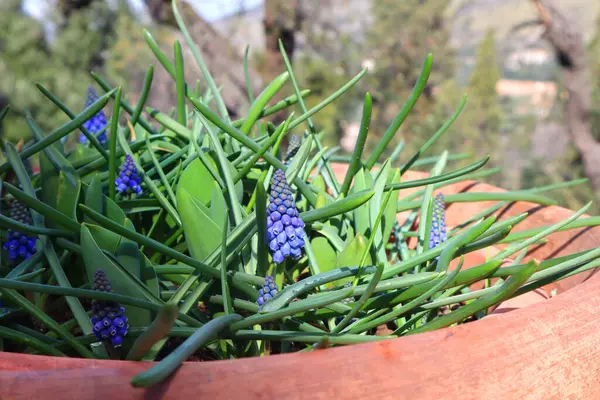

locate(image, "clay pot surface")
[[1, 167, 599, 399]]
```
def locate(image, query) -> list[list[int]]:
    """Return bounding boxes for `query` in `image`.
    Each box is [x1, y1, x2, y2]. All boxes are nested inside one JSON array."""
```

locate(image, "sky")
[[23, 0, 263, 22]]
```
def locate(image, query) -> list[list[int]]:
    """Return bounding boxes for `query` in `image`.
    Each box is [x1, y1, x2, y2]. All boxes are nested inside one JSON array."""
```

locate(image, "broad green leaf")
[[332, 233, 372, 287], [87, 224, 121, 254], [311, 237, 337, 276], [210, 181, 227, 224], [369, 161, 390, 263], [177, 188, 222, 260], [351, 168, 372, 235], [382, 168, 401, 246], [178, 157, 242, 207], [84, 174, 103, 224], [80, 224, 151, 326]]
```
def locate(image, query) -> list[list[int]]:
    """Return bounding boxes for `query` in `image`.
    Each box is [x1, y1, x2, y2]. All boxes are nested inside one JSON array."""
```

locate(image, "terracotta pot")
[[1, 167, 599, 399]]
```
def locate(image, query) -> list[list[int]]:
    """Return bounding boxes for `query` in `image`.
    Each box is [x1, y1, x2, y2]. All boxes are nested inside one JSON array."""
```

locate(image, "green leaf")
[[331, 233, 372, 288], [310, 237, 337, 275], [80, 225, 152, 327], [209, 181, 227, 225], [84, 175, 103, 224], [351, 168, 373, 235], [178, 157, 242, 207], [177, 188, 222, 261]]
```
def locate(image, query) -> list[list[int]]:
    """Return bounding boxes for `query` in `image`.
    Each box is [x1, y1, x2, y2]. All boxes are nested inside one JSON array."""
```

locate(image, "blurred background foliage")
[[1, 0, 600, 213]]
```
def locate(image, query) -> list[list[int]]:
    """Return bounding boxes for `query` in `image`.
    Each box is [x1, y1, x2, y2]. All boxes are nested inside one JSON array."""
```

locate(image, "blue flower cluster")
[[3, 200, 37, 264], [284, 135, 301, 167], [90, 269, 129, 347], [115, 155, 143, 196], [267, 169, 306, 264], [428, 193, 447, 250], [256, 275, 279, 306], [80, 86, 108, 145]]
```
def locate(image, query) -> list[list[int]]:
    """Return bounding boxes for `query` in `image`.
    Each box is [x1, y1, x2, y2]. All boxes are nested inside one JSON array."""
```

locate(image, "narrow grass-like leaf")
[[366, 54, 432, 169], [300, 190, 374, 223], [340, 92, 371, 196], [108, 87, 122, 200], [126, 304, 179, 361], [410, 261, 537, 334], [131, 314, 241, 388], [400, 95, 467, 174]]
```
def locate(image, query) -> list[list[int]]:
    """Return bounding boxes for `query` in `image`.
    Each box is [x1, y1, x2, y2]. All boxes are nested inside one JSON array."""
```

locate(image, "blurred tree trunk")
[[263, 0, 303, 123], [531, 0, 600, 200]]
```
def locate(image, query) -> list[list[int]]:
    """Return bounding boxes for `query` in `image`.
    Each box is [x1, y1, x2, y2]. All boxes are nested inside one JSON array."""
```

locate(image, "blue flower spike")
[[2, 200, 37, 265], [90, 269, 129, 347], [284, 135, 301, 167], [256, 275, 279, 306], [266, 169, 306, 264], [428, 193, 447, 250], [80, 86, 108, 145], [115, 155, 143, 196]]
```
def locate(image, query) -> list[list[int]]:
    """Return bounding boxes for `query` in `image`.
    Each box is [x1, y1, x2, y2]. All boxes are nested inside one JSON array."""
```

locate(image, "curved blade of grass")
[[131, 313, 241, 388], [189, 95, 317, 206], [91, 72, 159, 136], [117, 127, 181, 226], [400, 95, 467, 174], [255, 176, 269, 277], [278, 39, 341, 196], [240, 71, 289, 135], [349, 258, 464, 334], [233, 114, 291, 184], [108, 87, 122, 200], [493, 202, 591, 261], [131, 66, 154, 125], [260, 267, 377, 313], [0, 89, 116, 174], [204, 122, 243, 225], [174, 40, 187, 126], [0, 288, 93, 357], [0, 278, 201, 327], [288, 69, 367, 132], [144, 129, 177, 206], [300, 189, 375, 223], [232, 288, 353, 331], [0, 214, 72, 237], [171, 0, 229, 121], [232, 90, 311, 128], [126, 303, 179, 361], [340, 92, 371, 196], [499, 217, 600, 243], [333, 263, 384, 333], [243, 45, 254, 102], [382, 215, 497, 279], [397, 191, 557, 212], [410, 261, 537, 334], [220, 211, 233, 315], [366, 54, 432, 169], [36, 84, 110, 160], [0, 325, 67, 357], [387, 156, 489, 191]]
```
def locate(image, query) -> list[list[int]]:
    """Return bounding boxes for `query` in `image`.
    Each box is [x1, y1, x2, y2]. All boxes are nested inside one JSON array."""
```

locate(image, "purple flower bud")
[[256, 276, 279, 307], [3, 201, 37, 266], [80, 86, 109, 145], [90, 269, 128, 347], [428, 193, 448, 250], [115, 155, 143, 197], [265, 170, 306, 264]]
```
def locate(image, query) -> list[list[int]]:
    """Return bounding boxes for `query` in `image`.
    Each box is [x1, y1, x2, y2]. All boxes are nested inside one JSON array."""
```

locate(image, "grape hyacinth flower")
[[428, 193, 447, 250], [256, 275, 279, 306], [115, 155, 143, 196], [90, 269, 129, 347], [80, 86, 108, 145], [2, 200, 37, 264], [267, 169, 306, 264], [284, 135, 301, 167]]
